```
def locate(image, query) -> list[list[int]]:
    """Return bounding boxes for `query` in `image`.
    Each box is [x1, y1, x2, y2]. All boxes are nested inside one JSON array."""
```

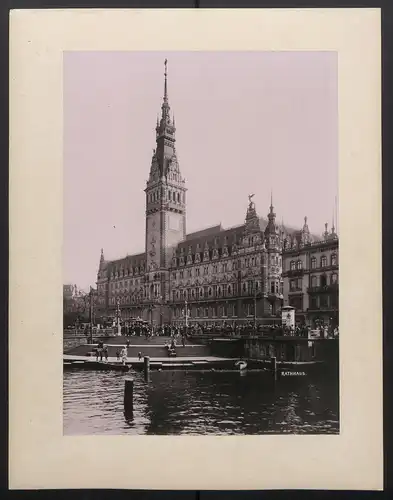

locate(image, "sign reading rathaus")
[[95, 61, 302, 326]]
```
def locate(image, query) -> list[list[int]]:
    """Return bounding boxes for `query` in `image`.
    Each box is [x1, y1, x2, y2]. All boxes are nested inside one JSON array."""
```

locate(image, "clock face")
[[168, 213, 181, 231]]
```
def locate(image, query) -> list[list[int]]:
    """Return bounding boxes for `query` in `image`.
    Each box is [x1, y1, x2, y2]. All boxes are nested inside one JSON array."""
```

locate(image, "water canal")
[[63, 369, 339, 435]]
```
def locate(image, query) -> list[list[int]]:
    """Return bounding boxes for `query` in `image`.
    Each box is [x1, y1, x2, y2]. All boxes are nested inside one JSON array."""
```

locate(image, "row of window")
[[111, 268, 144, 279], [290, 294, 338, 311], [172, 280, 282, 301], [171, 254, 281, 280], [108, 279, 142, 291], [173, 250, 281, 268], [309, 294, 338, 309], [289, 273, 339, 291], [147, 189, 184, 204], [172, 303, 258, 318], [289, 254, 337, 271]]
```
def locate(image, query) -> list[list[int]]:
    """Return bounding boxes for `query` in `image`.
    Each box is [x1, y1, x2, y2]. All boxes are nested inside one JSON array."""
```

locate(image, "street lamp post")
[[88, 288, 94, 344], [158, 295, 163, 327], [116, 296, 121, 336], [253, 286, 257, 333]]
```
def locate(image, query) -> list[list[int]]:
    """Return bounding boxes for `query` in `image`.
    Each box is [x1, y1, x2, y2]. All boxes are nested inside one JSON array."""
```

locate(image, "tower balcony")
[[284, 269, 305, 277], [307, 284, 339, 294]]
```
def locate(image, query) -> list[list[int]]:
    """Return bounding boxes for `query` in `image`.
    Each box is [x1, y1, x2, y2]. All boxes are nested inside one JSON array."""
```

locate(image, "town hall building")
[[95, 61, 338, 328]]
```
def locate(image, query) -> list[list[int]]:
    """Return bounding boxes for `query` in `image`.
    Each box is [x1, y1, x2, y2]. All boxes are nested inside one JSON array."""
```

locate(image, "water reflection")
[[63, 370, 339, 435]]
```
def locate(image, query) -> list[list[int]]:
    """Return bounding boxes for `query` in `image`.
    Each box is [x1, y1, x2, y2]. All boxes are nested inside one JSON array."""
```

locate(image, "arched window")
[[271, 282, 275, 294], [311, 275, 318, 287], [321, 256, 327, 268], [331, 253, 337, 266], [297, 260, 302, 270], [228, 285, 232, 295], [177, 192, 180, 203], [290, 261, 296, 271], [331, 273, 338, 284], [311, 257, 317, 269]]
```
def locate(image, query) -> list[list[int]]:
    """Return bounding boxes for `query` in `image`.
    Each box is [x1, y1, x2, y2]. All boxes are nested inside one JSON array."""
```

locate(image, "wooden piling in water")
[[271, 356, 277, 379], [144, 356, 150, 381], [124, 378, 134, 418]]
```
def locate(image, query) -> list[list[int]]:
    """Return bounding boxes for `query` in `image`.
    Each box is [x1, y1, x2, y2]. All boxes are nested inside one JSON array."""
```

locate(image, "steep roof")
[[105, 252, 145, 274], [186, 224, 223, 241], [101, 218, 320, 271]]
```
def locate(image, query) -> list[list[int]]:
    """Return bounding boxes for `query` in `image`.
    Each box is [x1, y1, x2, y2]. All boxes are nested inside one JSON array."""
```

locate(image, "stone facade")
[[282, 222, 339, 328]]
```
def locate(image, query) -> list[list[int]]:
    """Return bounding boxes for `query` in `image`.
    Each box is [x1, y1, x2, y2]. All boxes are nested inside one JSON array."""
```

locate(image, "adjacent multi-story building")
[[282, 221, 339, 328], [63, 284, 74, 300]]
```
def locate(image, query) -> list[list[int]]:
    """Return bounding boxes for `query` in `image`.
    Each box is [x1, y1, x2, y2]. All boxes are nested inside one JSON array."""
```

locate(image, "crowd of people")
[[103, 320, 340, 340]]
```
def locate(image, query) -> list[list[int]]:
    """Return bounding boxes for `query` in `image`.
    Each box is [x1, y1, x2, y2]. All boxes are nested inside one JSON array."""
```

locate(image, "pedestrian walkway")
[[64, 354, 236, 363]]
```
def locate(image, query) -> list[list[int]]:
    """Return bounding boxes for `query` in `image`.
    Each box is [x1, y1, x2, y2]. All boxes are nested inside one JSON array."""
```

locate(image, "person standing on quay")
[[121, 346, 128, 365]]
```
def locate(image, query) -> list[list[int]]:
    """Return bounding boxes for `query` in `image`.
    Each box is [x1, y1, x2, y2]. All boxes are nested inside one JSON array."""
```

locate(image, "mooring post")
[[271, 356, 277, 379], [144, 356, 150, 381], [124, 377, 134, 419]]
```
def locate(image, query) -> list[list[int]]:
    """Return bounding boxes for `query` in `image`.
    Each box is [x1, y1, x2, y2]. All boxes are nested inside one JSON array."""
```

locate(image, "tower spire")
[[160, 58, 171, 121], [164, 58, 168, 104], [99, 248, 105, 269], [244, 194, 260, 234]]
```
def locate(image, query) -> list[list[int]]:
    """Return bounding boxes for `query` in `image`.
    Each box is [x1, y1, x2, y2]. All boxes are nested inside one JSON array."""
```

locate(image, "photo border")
[[9, 7, 382, 490]]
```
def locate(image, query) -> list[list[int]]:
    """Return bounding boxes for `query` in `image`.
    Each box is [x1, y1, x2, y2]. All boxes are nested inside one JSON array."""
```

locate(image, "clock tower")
[[145, 60, 186, 306]]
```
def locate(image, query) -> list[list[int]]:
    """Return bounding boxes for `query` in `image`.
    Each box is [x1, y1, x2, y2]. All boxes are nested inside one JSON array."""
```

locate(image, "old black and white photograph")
[[63, 51, 339, 436]]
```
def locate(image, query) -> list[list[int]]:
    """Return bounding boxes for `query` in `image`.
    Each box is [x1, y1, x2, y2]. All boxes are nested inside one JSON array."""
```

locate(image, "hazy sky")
[[64, 51, 338, 290]]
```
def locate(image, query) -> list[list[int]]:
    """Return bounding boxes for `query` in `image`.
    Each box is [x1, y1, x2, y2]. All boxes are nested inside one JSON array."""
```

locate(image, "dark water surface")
[[63, 369, 339, 435]]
